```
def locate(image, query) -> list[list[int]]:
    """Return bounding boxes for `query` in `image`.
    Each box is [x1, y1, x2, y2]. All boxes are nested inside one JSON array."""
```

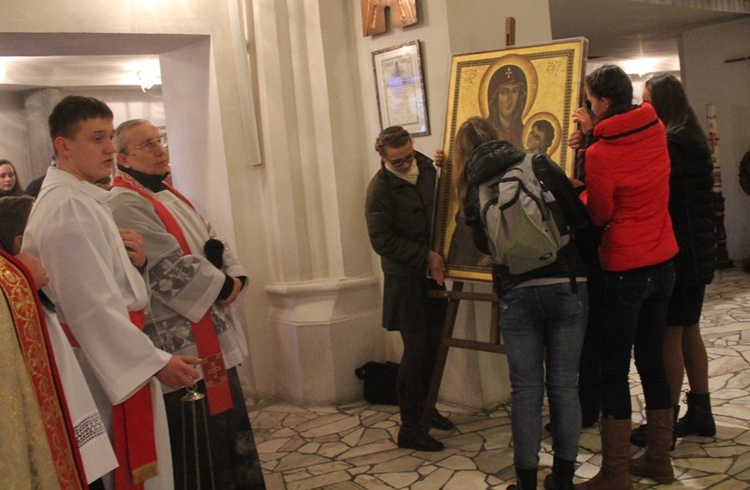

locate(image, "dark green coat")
[[365, 152, 445, 331], [365, 152, 437, 276]]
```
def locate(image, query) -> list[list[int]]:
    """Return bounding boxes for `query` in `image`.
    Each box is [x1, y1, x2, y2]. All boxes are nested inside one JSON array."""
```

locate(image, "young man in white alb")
[[23, 95, 201, 489]]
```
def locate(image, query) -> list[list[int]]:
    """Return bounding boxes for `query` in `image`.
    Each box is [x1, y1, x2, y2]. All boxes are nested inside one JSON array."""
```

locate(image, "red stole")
[[112, 310, 159, 489], [113, 174, 233, 416], [0, 250, 85, 489], [62, 310, 158, 489]]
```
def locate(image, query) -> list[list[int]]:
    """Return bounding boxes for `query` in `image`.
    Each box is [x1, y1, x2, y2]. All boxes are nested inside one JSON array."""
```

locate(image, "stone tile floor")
[[250, 267, 750, 489]]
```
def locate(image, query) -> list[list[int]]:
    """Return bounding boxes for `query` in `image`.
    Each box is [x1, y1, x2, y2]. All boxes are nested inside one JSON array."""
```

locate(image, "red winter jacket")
[[580, 102, 678, 272]]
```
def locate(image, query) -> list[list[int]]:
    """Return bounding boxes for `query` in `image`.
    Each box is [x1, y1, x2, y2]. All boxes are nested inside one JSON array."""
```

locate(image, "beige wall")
[[681, 18, 750, 263]]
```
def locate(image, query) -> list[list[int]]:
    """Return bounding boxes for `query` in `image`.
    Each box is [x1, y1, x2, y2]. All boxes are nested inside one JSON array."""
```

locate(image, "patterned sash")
[[113, 174, 233, 416], [0, 250, 84, 489]]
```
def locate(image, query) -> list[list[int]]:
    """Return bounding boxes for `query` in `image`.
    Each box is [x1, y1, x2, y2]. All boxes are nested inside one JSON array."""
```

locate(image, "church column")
[[23, 88, 60, 179], [251, 0, 382, 404]]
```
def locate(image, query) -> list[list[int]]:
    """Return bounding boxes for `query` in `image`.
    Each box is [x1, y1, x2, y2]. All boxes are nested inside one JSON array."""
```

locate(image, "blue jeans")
[[500, 282, 588, 469], [600, 261, 675, 419]]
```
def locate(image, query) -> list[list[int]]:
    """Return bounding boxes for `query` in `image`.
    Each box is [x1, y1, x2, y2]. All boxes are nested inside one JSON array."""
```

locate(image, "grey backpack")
[[479, 153, 571, 275]]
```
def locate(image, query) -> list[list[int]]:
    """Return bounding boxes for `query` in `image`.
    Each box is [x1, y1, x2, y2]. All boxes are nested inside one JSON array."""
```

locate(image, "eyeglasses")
[[386, 152, 414, 167], [125, 135, 168, 153]]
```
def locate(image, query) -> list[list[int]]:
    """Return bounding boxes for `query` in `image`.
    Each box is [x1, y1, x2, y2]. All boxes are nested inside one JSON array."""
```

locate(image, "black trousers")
[[600, 262, 675, 419], [397, 289, 446, 430], [578, 266, 604, 422], [164, 367, 266, 489]]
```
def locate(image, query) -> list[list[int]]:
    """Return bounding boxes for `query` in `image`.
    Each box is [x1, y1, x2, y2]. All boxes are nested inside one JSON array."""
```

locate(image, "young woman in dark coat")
[[365, 126, 452, 452], [631, 74, 717, 446]]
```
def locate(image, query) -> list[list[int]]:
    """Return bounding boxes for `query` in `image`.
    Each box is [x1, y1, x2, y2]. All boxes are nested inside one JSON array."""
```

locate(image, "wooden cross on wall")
[[361, 0, 418, 36]]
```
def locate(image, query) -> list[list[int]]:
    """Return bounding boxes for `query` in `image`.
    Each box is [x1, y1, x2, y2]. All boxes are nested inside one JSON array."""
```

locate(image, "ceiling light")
[[130, 59, 161, 92]]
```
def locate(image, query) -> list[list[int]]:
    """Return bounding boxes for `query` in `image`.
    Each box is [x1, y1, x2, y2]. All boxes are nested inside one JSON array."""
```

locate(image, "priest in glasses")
[[109, 119, 265, 489]]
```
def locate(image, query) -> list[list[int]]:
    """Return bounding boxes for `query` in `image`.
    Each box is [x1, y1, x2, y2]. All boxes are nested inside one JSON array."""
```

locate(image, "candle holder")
[[180, 385, 215, 489]]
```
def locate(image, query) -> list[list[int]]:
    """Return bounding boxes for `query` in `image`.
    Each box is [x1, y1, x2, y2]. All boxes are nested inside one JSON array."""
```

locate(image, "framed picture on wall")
[[371, 40, 430, 136], [432, 38, 588, 282]]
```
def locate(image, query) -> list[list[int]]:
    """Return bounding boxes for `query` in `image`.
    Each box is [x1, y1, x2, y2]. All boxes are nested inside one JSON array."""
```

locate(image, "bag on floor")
[[354, 361, 399, 405]]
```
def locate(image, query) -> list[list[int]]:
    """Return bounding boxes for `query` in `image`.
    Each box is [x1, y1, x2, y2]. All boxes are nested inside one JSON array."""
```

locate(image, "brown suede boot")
[[629, 408, 675, 484], [574, 418, 632, 490]]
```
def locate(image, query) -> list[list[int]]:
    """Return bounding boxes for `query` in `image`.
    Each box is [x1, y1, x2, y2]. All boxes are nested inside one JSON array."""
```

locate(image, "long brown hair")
[[452, 117, 499, 212], [0, 159, 24, 196], [645, 74, 703, 138]]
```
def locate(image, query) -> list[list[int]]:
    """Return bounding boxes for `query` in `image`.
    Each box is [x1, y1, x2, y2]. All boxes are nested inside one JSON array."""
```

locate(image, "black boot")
[[430, 411, 455, 431], [630, 406, 678, 450], [544, 457, 575, 490], [675, 392, 716, 437], [629, 422, 648, 448], [508, 467, 538, 490], [397, 426, 444, 452]]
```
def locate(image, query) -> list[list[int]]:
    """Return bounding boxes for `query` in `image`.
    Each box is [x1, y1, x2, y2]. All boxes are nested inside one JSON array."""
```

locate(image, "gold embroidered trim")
[[131, 461, 159, 485], [0, 257, 82, 489]]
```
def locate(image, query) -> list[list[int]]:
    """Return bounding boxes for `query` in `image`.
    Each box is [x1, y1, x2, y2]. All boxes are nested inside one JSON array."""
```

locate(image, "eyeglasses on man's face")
[[386, 151, 414, 167], [126, 134, 168, 153]]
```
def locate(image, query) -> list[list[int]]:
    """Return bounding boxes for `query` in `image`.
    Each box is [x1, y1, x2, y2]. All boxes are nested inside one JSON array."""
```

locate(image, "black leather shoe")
[[430, 413, 455, 431], [397, 429, 445, 452]]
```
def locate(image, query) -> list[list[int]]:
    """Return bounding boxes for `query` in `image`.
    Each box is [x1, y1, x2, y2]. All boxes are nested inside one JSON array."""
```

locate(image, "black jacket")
[[463, 141, 589, 294], [668, 125, 716, 285], [365, 151, 437, 276]]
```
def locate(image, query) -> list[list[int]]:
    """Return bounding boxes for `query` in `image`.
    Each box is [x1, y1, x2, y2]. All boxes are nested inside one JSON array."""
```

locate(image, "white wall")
[[0, 91, 31, 185], [681, 18, 750, 263], [65, 88, 166, 129]]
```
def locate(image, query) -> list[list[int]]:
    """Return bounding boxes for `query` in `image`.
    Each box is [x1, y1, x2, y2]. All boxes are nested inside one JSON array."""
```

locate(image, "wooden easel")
[[419, 17, 516, 429], [420, 281, 502, 427]]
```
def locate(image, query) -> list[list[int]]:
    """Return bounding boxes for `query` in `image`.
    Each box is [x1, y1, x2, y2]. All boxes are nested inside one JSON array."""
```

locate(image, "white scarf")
[[385, 160, 420, 185]]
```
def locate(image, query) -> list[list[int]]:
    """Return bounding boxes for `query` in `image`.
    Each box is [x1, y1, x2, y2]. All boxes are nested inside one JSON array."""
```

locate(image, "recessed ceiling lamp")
[[131, 58, 161, 92], [137, 70, 157, 92]]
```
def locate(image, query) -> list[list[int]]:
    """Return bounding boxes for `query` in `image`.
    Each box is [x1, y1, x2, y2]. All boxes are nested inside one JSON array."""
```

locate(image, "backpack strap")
[[563, 243, 578, 294]]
